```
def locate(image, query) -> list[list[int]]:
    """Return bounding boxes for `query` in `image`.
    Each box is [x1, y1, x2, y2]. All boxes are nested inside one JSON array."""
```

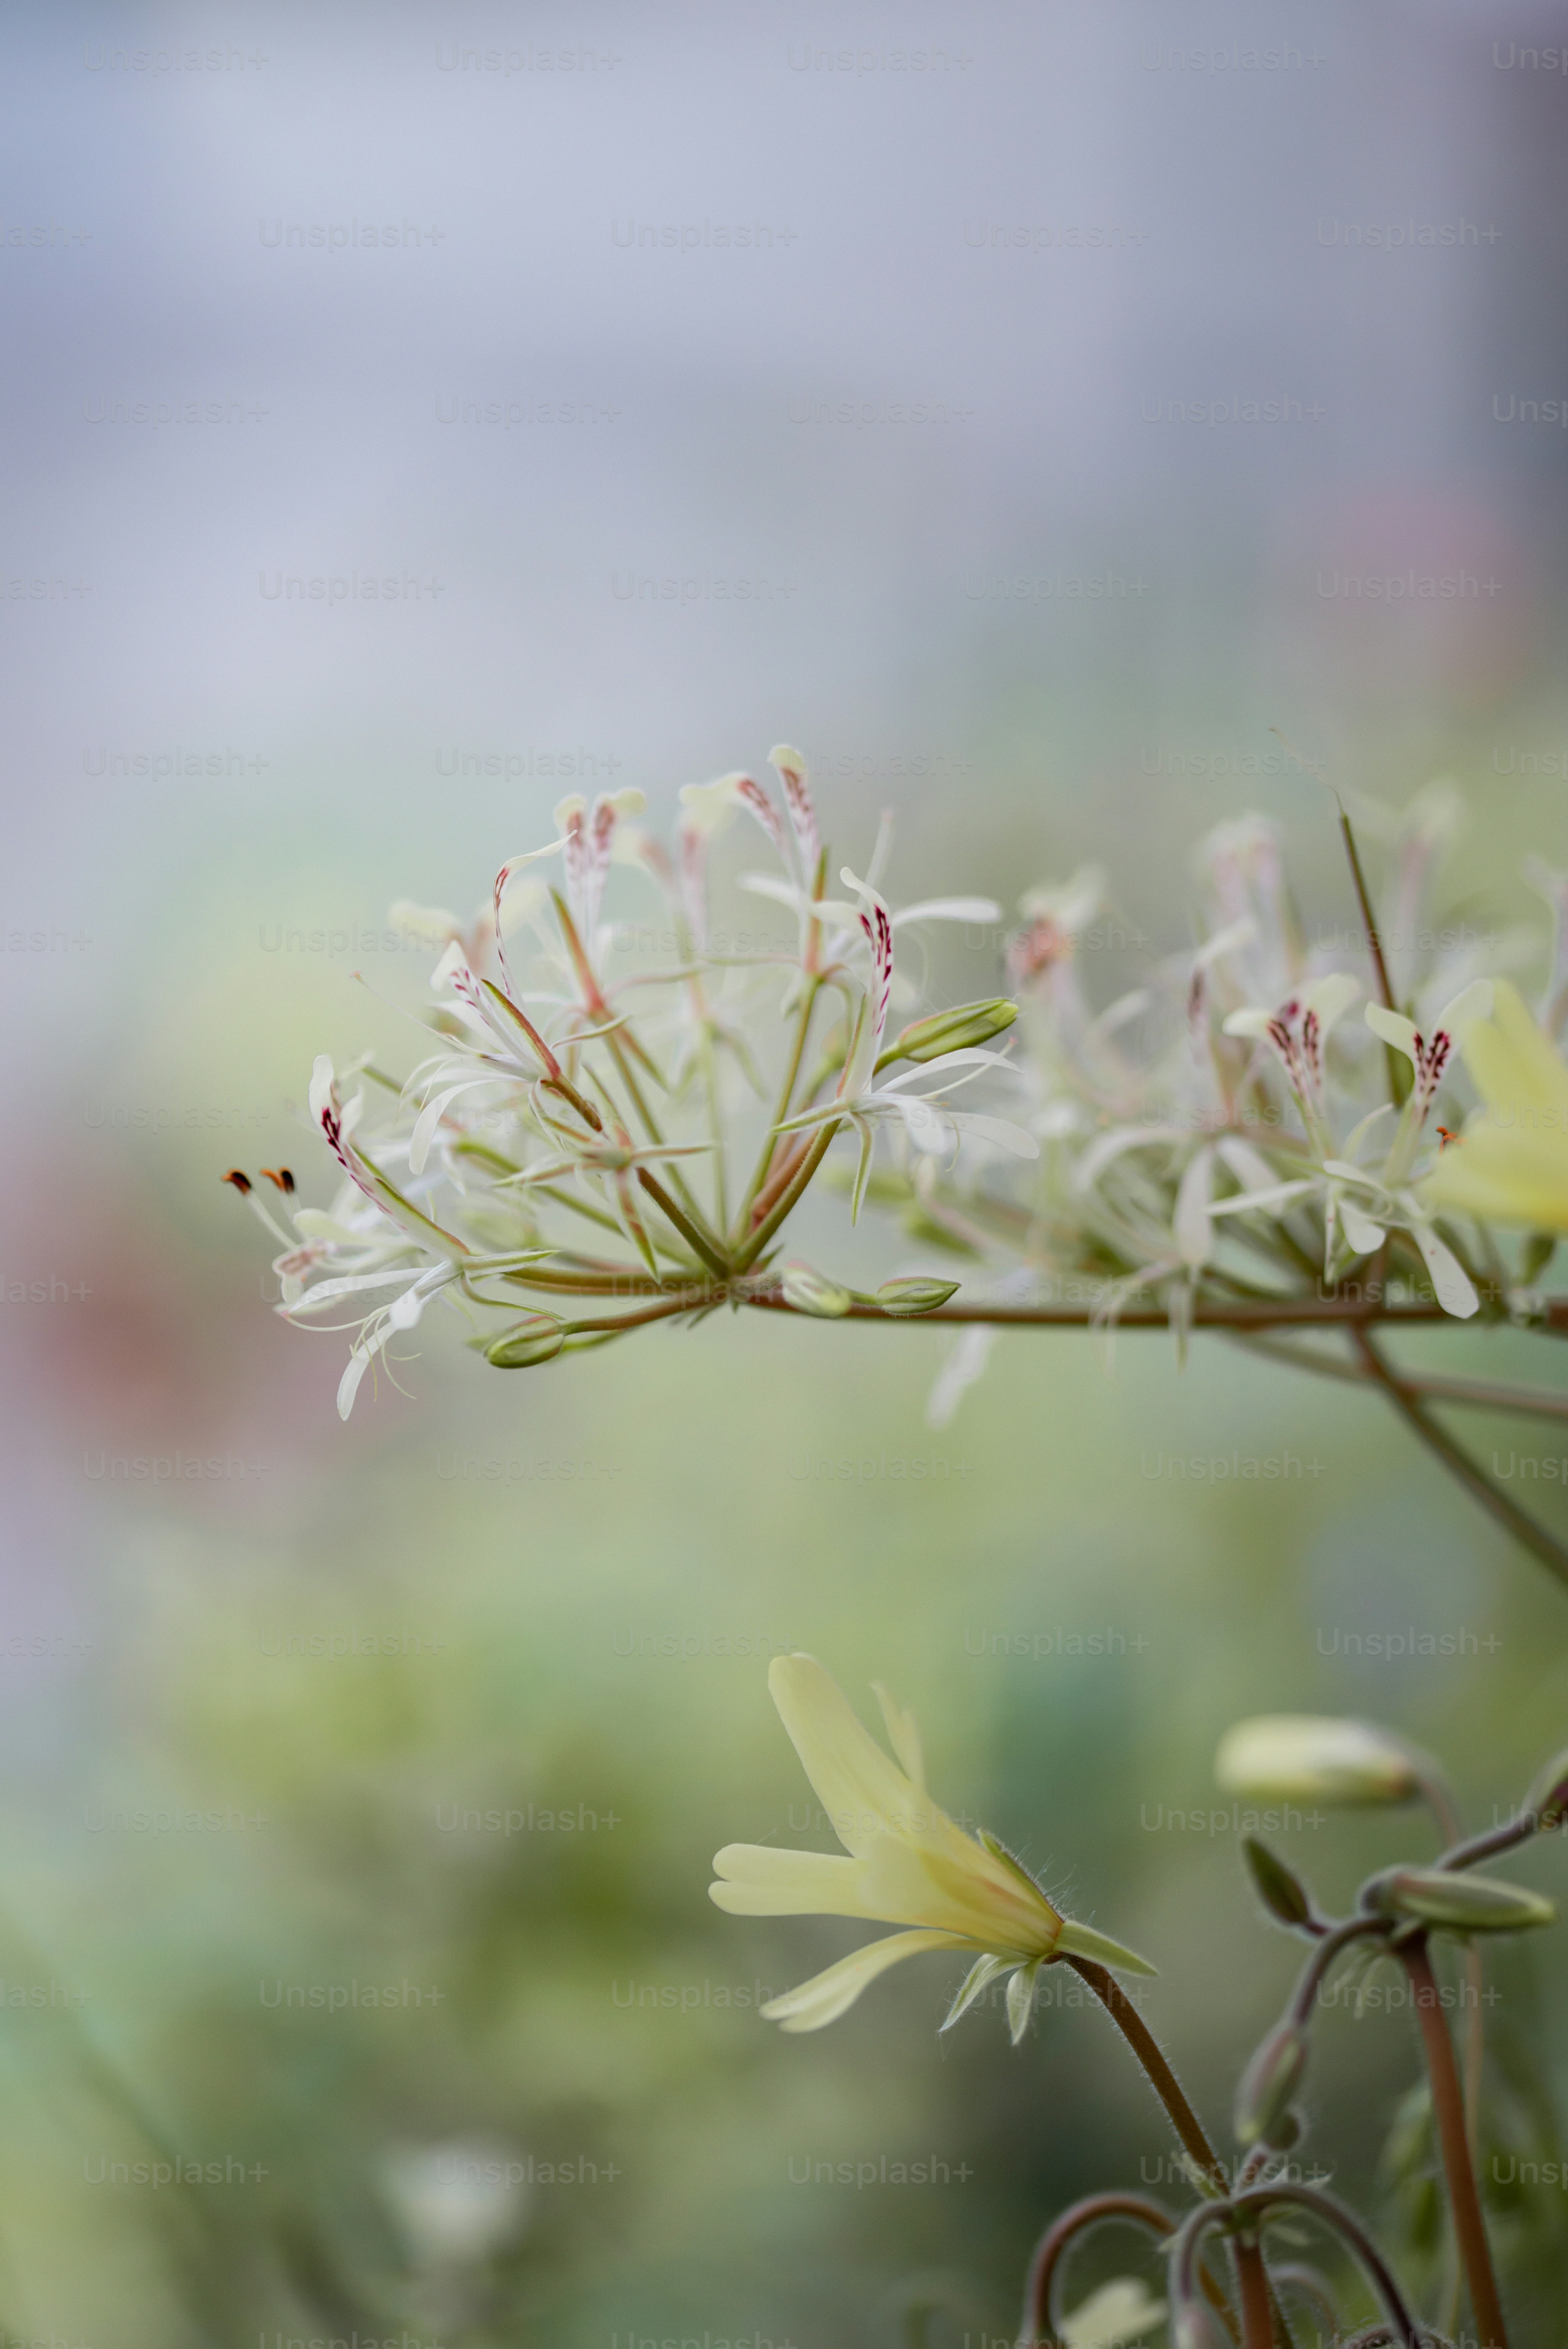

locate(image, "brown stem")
[[1399, 1938, 1508, 2349], [1353, 1329, 1568, 1592], [1021, 2193, 1181, 2347], [1235, 2235, 1275, 2349], [1062, 1959, 1224, 2184], [743, 1292, 1568, 1332], [1229, 1332, 1568, 1421]]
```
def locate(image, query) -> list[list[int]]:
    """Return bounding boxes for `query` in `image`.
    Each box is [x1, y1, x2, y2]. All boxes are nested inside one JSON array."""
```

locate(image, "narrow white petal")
[[760, 1930, 976, 2033], [1365, 1002, 1419, 1062], [1412, 1223, 1479, 1319], [1174, 1145, 1214, 1271], [1341, 1201, 1386, 1255], [1301, 971, 1361, 1032], [890, 897, 1000, 927]]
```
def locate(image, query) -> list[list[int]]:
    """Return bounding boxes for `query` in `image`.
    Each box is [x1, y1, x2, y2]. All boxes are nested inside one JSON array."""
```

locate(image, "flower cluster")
[[231, 753, 1568, 1424]]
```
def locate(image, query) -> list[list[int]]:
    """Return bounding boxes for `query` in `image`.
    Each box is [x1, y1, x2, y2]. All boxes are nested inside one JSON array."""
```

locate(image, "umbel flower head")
[[710, 1654, 1152, 2041]]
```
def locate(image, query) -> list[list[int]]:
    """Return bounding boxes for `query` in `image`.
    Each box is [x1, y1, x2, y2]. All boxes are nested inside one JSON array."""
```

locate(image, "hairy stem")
[[1399, 1937, 1508, 2349], [1063, 1959, 1223, 2184]]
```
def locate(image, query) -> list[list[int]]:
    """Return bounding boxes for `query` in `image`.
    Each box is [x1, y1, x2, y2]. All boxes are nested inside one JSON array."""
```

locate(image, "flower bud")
[[1215, 1715, 1418, 1807], [1234, 2022, 1307, 2148], [781, 1261, 853, 1318], [1240, 1836, 1315, 1931], [880, 998, 1018, 1066], [484, 1314, 566, 1368], [871, 1277, 961, 1318], [1363, 1867, 1555, 1935], [1524, 1745, 1568, 1831]]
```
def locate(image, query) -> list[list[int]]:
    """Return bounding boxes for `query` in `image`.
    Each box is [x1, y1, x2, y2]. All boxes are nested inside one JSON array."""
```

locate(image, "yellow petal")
[[709, 1845, 872, 1918], [1424, 1127, 1568, 1234], [768, 1653, 932, 1857], [760, 1929, 977, 2032], [1464, 979, 1568, 1117], [872, 1680, 925, 1789]]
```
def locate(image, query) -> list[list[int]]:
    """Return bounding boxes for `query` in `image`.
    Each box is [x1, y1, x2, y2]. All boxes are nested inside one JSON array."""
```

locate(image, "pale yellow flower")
[[710, 1654, 1152, 2040], [1421, 977, 1568, 1233]]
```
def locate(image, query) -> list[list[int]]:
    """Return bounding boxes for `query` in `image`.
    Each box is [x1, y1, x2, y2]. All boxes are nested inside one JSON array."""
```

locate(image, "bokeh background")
[[3, 2, 1568, 2342]]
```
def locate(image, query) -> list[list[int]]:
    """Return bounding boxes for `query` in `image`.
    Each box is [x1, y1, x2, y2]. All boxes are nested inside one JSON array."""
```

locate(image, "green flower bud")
[[1234, 2022, 1307, 2147], [1215, 1715, 1418, 1807], [1524, 1746, 1568, 1830], [781, 1261, 853, 1318], [1241, 1836, 1315, 1931], [1364, 1867, 1555, 1935], [877, 998, 1018, 1067], [870, 1277, 961, 1318], [484, 1313, 566, 1368]]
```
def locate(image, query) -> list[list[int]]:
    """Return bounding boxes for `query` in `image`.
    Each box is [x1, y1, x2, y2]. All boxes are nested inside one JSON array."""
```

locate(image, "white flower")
[[773, 870, 1037, 1216]]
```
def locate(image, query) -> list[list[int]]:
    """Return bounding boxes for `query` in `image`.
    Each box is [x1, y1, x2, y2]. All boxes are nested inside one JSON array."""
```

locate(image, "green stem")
[[735, 976, 820, 1240], [636, 1168, 731, 1279], [732, 1119, 839, 1273], [1399, 1937, 1508, 2349]]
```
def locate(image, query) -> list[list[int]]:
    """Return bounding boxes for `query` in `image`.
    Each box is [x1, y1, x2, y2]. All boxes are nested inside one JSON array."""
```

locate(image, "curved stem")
[[1062, 1958, 1225, 2186], [1398, 1939, 1509, 2348], [1353, 1329, 1568, 1592], [1020, 2193, 1194, 2347], [1229, 2186, 1420, 2346]]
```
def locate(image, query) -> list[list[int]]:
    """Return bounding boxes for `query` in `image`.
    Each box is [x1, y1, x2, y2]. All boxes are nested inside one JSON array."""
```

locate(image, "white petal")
[[336, 1340, 379, 1420], [890, 897, 999, 927], [1365, 1003, 1419, 1065], [308, 1056, 337, 1121], [1222, 1007, 1273, 1039], [1215, 1136, 1278, 1196], [1412, 1224, 1479, 1319], [1060, 2279, 1167, 2349], [1301, 971, 1362, 1033], [760, 1930, 976, 2033], [1435, 977, 1494, 1039], [1174, 1145, 1214, 1271], [927, 1326, 995, 1431], [940, 1111, 1040, 1160], [1341, 1202, 1386, 1255]]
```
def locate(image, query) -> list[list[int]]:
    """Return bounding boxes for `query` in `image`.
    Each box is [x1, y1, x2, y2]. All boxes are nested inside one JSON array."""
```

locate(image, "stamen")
[[222, 1169, 252, 1194], [261, 1168, 295, 1194]]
